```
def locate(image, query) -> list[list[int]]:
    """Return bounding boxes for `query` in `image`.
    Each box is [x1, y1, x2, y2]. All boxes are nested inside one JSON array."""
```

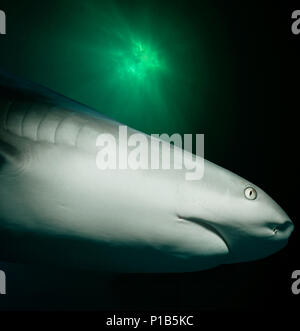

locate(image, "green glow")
[[6, 1, 232, 135], [116, 40, 163, 80]]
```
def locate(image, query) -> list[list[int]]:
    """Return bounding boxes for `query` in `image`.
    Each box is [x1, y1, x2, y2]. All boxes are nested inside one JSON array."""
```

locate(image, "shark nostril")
[[270, 220, 294, 236]]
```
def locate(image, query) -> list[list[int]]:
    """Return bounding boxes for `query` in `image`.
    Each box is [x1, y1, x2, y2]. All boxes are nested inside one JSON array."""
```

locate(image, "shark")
[[0, 71, 294, 272]]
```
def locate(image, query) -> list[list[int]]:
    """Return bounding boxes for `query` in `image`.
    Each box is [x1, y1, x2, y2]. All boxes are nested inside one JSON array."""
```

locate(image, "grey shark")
[[0, 72, 294, 272]]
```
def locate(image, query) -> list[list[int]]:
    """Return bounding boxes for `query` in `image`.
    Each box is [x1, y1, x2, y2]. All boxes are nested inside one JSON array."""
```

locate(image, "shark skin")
[[0, 72, 294, 272]]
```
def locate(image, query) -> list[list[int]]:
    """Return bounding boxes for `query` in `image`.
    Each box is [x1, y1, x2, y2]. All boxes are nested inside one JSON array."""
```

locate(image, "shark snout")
[[273, 219, 294, 239]]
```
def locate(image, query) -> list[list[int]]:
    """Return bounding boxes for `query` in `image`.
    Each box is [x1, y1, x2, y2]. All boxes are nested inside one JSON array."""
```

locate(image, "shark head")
[[177, 159, 294, 265], [0, 72, 294, 273]]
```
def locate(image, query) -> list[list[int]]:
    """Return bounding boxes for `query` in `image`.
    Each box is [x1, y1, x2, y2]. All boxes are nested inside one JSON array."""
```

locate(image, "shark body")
[[0, 72, 294, 272]]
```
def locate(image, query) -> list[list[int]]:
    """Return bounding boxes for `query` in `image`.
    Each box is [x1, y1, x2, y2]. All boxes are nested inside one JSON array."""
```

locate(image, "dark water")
[[0, 0, 299, 310]]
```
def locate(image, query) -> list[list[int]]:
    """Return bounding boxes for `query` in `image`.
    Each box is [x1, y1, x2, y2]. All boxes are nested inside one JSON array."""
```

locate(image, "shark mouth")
[[177, 215, 231, 255]]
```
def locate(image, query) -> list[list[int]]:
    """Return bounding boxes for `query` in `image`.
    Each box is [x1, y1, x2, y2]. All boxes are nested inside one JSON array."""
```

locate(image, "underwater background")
[[0, 0, 298, 310]]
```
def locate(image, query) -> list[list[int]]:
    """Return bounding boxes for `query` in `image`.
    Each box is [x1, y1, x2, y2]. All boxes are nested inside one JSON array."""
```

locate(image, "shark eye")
[[272, 227, 278, 234], [244, 187, 257, 200]]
